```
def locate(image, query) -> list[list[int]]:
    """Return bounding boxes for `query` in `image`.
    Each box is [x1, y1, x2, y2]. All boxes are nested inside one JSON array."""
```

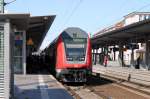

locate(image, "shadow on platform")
[[14, 85, 73, 99]]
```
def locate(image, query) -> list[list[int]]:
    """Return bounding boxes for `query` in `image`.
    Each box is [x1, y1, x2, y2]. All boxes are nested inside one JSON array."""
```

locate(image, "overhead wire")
[[61, 0, 83, 30], [41, 0, 84, 49]]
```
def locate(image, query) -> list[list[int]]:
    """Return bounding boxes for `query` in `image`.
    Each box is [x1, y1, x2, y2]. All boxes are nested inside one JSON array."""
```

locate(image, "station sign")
[[27, 38, 34, 46], [14, 32, 23, 45]]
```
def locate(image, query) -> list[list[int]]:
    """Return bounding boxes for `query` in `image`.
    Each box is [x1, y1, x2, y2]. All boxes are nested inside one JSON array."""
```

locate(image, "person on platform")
[[104, 55, 108, 67]]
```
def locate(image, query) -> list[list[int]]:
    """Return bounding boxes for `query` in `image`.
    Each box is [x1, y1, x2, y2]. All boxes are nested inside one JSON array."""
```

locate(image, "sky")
[[5, 0, 150, 50]]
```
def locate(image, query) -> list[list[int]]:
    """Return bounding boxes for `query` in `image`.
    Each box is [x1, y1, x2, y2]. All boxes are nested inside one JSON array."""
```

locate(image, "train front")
[[56, 27, 92, 82]]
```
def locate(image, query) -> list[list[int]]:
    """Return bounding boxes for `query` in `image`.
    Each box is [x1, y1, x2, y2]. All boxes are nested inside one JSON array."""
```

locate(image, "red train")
[[46, 27, 92, 82]]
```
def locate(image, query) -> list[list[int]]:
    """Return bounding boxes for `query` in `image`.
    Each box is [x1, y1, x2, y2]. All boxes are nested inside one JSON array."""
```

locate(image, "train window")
[[64, 38, 87, 61], [66, 48, 85, 56], [66, 44, 84, 48], [64, 38, 86, 43]]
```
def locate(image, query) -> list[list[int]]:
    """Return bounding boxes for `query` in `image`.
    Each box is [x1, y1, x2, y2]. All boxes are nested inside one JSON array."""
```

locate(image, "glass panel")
[[13, 57, 23, 73], [13, 32, 23, 73], [14, 44, 22, 56]]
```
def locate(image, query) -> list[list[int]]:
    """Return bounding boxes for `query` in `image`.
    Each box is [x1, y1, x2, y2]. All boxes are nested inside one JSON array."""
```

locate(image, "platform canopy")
[[27, 15, 56, 51], [0, 13, 30, 30], [91, 19, 150, 47], [0, 13, 55, 51]]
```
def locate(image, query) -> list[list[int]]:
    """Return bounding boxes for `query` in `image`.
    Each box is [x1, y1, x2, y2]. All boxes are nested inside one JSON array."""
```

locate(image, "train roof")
[[61, 27, 88, 39], [44, 27, 88, 51]]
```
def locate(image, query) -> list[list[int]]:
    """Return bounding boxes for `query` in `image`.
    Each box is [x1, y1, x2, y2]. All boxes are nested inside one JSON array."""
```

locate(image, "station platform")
[[14, 74, 73, 99], [93, 62, 150, 87]]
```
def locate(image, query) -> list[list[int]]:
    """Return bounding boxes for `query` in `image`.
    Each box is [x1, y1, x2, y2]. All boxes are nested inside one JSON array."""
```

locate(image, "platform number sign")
[[0, 0, 3, 13]]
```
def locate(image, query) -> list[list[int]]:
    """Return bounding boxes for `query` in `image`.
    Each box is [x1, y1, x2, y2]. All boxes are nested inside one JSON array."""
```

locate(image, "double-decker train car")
[[47, 27, 92, 82]]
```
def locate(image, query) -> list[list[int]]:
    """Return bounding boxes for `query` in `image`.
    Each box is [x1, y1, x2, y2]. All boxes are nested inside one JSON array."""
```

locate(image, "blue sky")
[[5, 0, 150, 50]]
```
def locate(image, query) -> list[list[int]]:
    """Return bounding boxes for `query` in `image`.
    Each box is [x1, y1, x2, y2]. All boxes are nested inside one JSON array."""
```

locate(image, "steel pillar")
[[145, 40, 150, 70]]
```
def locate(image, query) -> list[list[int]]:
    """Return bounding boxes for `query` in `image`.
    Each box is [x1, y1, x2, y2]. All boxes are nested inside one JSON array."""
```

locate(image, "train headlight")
[[67, 57, 73, 61], [56, 69, 62, 73], [79, 57, 85, 61]]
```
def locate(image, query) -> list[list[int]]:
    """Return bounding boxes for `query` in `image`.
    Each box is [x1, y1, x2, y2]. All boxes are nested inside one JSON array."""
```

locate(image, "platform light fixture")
[[44, 16, 48, 20]]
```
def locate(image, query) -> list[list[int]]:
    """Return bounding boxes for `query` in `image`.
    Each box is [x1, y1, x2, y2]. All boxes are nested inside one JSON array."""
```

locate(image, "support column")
[[122, 48, 124, 67], [145, 40, 150, 70], [99, 47, 102, 64], [106, 46, 108, 56], [113, 46, 116, 61], [96, 48, 99, 64], [119, 44, 124, 67], [130, 48, 134, 67], [103, 46, 108, 67], [101, 47, 104, 65], [23, 31, 26, 75], [4, 19, 11, 99], [92, 49, 95, 65], [94, 49, 97, 65], [92, 49, 94, 62]]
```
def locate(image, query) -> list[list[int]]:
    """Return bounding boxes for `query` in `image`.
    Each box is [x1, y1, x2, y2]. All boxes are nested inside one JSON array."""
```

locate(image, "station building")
[[0, 13, 55, 99], [94, 12, 150, 37], [92, 12, 150, 70]]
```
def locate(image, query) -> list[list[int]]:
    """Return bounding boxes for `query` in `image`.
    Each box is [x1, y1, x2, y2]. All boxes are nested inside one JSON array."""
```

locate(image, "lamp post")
[[0, 0, 4, 13], [0, 0, 16, 13]]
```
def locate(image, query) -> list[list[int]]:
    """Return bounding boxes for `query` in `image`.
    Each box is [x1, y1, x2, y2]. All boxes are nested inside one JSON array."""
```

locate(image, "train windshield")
[[64, 38, 87, 61]]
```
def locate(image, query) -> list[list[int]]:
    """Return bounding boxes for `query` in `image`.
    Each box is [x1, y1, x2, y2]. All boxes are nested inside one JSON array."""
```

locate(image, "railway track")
[[64, 75, 150, 99]]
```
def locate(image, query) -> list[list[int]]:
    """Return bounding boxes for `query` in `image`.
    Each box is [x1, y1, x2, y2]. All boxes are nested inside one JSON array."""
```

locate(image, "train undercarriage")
[[56, 68, 91, 82]]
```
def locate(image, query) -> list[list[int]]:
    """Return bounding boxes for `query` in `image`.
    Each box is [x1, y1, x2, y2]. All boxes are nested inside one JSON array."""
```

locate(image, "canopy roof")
[[27, 15, 55, 50], [91, 19, 150, 47], [0, 13, 56, 51]]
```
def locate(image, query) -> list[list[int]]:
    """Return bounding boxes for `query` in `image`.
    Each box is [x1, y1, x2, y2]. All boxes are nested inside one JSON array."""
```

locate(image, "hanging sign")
[[27, 38, 34, 46]]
